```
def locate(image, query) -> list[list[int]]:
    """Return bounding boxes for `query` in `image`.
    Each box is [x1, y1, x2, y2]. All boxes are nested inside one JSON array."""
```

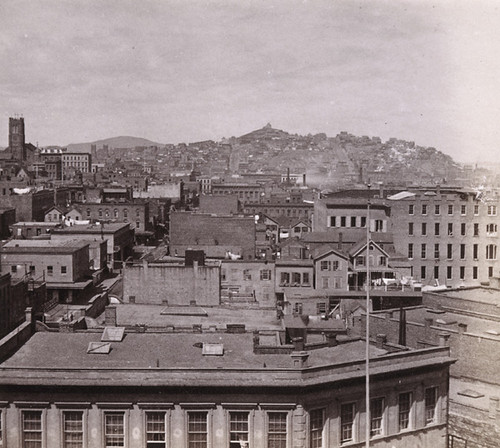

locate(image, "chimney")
[[302, 173, 306, 186], [325, 333, 338, 347], [458, 323, 468, 335], [438, 333, 450, 347], [398, 307, 407, 346], [424, 317, 433, 328], [25, 307, 33, 325], [290, 351, 309, 368], [105, 306, 117, 326], [376, 334, 387, 349], [292, 337, 304, 352], [379, 183, 384, 199]]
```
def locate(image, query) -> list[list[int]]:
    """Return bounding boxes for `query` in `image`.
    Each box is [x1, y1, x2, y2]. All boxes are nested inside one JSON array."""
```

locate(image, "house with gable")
[[349, 239, 393, 289], [313, 245, 350, 291]]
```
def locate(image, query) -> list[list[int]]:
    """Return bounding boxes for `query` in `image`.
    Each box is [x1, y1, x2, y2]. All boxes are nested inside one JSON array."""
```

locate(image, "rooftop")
[[51, 222, 130, 234], [0, 331, 452, 388], [1, 239, 89, 254]]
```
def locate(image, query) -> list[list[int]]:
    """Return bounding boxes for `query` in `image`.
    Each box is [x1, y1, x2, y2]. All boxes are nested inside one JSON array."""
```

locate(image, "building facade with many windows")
[[0, 327, 454, 448]]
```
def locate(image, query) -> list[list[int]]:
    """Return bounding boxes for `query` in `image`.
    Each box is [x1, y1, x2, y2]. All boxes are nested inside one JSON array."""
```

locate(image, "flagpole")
[[365, 184, 371, 448]]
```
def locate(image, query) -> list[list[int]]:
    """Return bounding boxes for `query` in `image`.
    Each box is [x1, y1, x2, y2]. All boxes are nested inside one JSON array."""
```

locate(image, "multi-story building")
[[62, 151, 91, 173], [0, 239, 91, 304], [388, 187, 500, 287], [51, 222, 134, 270], [0, 318, 455, 448], [0, 207, 15, 239], [65, 201, 150, 232]]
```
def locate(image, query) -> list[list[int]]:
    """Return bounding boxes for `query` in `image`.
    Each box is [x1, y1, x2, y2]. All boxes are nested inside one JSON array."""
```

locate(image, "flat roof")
[[0, 332, 452, 387], [1, 239, 89, 254], [52, 223, 130, 234], [114, 304, 281, 331], [434, 287, 500, 306]]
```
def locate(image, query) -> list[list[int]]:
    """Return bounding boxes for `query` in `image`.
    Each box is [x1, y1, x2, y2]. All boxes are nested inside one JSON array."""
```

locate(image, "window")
[[357, 256, 365, 266], [461, 223, 466, 236], [350, 217, 356, 227], [448, 204, 453, 215], [398, 392, 412, 431], [63, 411, 84, 448], [447, 223, 453, 236], [321, 277, 329, 289], [422, 204, 427, 215], [317, 302, 327, 314], [302, 272, 310, 285], [474, 204, 479, 215], [408, 222, 414, 236], [292, 272, 301, 285], [421, 266, 426, 280], [47, 265, 53, 276], [447, 244, 453, 260], [473, 244, 478, 260], [243, 270, 252, 281], [11, 265, 17, 273], [260, 269, 271, 281], [188, 411, 208, 448], [421, 223, 427, 236], [294, 303, 303, 314], [105, 412, 125, 448], [280, 272, 290, 285], [61, 266, 67, 274], [421, 244, 426, 259], [473, 223, 479, 236], [434, 244, 440, 259], [460, 266, 465, 280], [425, 387, 438, 425], [360, 216, 366, 227], [340, 217, 346, 227], [370, 397, 385, 437], [473, 266, 478, 279], [434, 266, 439, 279], [340, 403, 355, 444], [434, 223, 440, 236], [461, 205, 466, 215], [378, 256, 386, 266], [229, 412, 249, 448], [332, 260, 339, 271], [114, 209, 119, 218], [145, 412, 166, 448], [434, 205, 440, 215], [375, 220, 383, 232], [320, 261, 330, 271], [460, 244, 465, 260], [408, 244, 413, 259], [310, 409, 324, 448], [489, 266, 493, 277], [22, 410, 43, 448], [329, 216, 336, 227], [408, 204, 414, 215], [123, 209, 128, 218], [486, 244, 497, 260], [487, 223, 498, 235], [487, 205, 497, 216], [268, 412, 287, 448], [447, 266, 453, 279]]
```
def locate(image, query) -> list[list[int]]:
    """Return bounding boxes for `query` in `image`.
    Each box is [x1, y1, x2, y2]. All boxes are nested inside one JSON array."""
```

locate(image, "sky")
[[0, 0, 499, 163]]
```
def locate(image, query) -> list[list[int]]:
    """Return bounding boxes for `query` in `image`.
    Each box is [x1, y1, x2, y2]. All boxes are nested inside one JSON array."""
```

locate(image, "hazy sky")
[[1, 0, 499, 163]]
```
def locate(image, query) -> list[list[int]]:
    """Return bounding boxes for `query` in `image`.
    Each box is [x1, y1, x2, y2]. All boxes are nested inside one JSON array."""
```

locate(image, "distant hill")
[[66, 136, 162, 152]]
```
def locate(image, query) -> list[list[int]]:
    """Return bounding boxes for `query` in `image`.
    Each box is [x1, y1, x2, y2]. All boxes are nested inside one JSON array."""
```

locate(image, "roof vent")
[[101, 326, 125, 342], [87, 342, 111, 354], [202, 343, 224, 356]]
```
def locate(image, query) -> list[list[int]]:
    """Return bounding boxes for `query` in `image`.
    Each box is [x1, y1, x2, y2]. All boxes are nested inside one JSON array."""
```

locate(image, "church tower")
[[9, 116, 26, 161]]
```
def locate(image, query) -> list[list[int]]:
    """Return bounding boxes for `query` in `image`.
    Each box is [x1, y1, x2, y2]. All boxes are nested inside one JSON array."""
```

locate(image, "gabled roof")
[[349, 239, 390, 258], [313, 245, 349, 262]]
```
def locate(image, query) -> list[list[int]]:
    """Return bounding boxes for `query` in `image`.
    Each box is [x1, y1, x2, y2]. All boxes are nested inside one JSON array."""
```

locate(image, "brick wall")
[[123, 261, 220, 306]]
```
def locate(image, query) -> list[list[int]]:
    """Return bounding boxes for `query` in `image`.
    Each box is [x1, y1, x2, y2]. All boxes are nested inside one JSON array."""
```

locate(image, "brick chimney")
[[105, 306, 117, 326], [290, 351, 309, 368]]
